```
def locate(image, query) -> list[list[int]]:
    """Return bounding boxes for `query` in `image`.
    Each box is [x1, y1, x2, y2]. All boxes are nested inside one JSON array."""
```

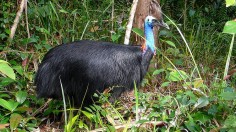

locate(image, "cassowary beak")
[[153, 19, 169, 29]]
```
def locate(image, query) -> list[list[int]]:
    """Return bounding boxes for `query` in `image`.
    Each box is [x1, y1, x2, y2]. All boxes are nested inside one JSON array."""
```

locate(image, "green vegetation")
[[0, 0, 236, 131]]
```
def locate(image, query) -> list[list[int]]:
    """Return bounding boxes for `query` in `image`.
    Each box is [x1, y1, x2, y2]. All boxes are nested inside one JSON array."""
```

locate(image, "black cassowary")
[[35, 16, 169, 107]]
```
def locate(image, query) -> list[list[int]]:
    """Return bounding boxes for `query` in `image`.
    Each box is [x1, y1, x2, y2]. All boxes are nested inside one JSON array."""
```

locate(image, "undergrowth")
[[0, 0, 236, 131]]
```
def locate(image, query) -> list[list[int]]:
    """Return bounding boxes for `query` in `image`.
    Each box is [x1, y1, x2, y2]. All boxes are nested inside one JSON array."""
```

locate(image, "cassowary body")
[[35, 16, 168, 107]]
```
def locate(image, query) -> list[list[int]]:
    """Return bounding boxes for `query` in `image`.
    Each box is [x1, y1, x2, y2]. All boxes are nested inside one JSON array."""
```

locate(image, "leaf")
[[226, 0, 236, 7], [13, 65, 24, 76], [81, 110, 94, 120], [0, 98, 19, 112], [90, 26, 99, 32], [152, 69, 165, 76], [59, 9, 68, 13], [66, 115, 78, 132], [111, 34, 121, 42], [10, 113, 23, 131], [0, 61, 16, 80], [194, 97, 209, 109], [132, 28, 144, 38], [219, 92, 236, 100], [223, 20, 236, 34], [168, 69, 188, 81], [224, 115, 236, 128], [193, 78, 204, 88], [106, 115, 116, 126], [15, 91, 28, 104], [192, 112, 211, 124], [164, 40, 176, 48], [161, 82, 170, 87]]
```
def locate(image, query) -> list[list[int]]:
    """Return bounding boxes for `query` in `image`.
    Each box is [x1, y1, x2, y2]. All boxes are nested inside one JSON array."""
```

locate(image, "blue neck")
[[144, 23, 155, 53]]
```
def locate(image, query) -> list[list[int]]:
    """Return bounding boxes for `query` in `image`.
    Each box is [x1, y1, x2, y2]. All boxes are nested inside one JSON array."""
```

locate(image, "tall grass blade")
[[59, 76, 68, 128], [223, 34, 235, 79], [163, 14, 202, 79]]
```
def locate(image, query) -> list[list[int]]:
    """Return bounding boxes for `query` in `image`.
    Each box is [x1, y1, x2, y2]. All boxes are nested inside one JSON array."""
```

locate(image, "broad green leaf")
[[192, 112, 211, 124], [161, 82, 170, 87], [111, 34, 121, 42], [168, 69, 188, 81], [224, 115, 236, 128], [81, 110, 94, 120], [0, 98, 19, 112], [223, 20, 236, 34], [219, 92, 236, 100], [226, 0, 236, 7], [132, 28, 144, 38], [194, 97, 209, 109], [10, 113, 23, 131], [0, 62, 15, 80], [165, 40, 176, 48], [15, 91, 28, 104], [152, 69, 165, 76], [13, 65, 24, 76], [0, 77, 15, 86]]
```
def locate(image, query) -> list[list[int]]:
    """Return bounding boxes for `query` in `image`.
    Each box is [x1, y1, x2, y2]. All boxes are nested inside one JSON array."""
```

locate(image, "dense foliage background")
[[0, 0, 236, 131]]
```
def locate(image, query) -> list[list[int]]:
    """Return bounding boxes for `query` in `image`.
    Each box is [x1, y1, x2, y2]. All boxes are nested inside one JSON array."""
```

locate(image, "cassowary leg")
[[109, 86, 126, 103]]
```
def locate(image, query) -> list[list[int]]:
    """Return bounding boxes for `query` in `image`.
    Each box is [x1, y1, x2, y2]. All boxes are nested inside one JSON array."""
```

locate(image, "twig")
[[90, 121, 166, 132], [124, 0, 139, 45], [10, 0, 26, 39], [111, 0, 114, 36], [31, 99, 52, 117], [25, 0, 30, 38]]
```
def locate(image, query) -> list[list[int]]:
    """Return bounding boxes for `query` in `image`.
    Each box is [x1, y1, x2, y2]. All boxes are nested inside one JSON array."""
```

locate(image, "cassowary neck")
[[144, 24, 155, 53]]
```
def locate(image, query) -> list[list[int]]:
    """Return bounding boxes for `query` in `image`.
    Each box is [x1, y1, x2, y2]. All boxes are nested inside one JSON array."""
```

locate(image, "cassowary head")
[[143, 16, 169, 53], [145, 16, 169, 29]]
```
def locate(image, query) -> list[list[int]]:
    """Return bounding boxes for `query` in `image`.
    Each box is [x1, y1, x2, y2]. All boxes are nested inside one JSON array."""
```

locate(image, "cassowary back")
[[35, 40, 153, 106]]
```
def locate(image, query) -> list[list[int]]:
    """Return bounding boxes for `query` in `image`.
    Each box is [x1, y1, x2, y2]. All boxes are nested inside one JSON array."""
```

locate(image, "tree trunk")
[[133, 0, 162, 45]]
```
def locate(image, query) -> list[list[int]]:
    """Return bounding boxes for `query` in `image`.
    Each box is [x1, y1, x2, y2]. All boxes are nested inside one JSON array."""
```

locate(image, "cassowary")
[[35, 16, 169, 107]]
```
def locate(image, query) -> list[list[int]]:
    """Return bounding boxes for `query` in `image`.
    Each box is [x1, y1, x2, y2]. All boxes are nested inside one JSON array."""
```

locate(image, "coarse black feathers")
[[35, 40, 153, 106], [35, 16, 169, 107]]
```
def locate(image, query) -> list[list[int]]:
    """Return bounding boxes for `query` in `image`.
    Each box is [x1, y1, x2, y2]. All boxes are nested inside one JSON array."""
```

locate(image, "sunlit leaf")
[[168, 69, 188, 81], [226, 0, 236, 7], [66, 115, 78, 132], [0, 98, 19, 112], [0, 61, 15, 80], [223, 20, 236, 34], [82, 110, 94, 120]]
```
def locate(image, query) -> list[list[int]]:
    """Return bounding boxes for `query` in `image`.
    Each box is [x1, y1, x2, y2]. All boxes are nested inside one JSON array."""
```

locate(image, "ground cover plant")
[[0, 0, 236, 131]]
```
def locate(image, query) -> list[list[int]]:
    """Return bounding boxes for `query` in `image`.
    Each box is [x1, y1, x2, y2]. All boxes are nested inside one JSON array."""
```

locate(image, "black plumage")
[[35, 16, 169, 107]]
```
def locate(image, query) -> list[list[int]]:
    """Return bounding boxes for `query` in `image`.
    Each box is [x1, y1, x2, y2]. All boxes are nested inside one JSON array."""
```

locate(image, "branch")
[[25, 0, 30, 38], [9, 0, 26, 39], [124, 0, 139, 45]]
